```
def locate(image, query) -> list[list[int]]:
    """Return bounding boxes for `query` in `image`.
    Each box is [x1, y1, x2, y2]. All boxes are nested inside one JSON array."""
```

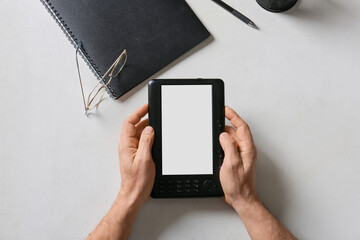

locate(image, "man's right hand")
[[219, 106, 296, 240], [219, 106, 258, 209]]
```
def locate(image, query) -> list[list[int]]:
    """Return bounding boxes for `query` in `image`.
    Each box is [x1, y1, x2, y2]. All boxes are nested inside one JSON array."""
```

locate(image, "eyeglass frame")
[[75, 42, 127, 115]]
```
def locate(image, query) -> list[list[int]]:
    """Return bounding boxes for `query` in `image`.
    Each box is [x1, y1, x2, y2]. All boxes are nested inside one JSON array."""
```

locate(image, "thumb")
[[219, 132, 241, 166], [137, 126, 155, 161]]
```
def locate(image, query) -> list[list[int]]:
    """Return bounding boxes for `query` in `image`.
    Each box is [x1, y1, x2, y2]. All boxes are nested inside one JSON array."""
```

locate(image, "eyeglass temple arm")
[[75, 41, 88, 111]]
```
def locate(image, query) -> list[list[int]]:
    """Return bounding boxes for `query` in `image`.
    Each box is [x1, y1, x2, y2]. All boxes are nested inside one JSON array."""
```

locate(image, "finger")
[[236, 125, 257, 171], [120, 104, 148, 149], [126, 104, 149, 126], [136, 126, 155, 162], [225, 125, 237, 140], [225, 107, 256, 171], [136, 118, 149, 138], [225, 106, 254, 149], [219, 132, 242, 168], [225, 106, 247, 130]]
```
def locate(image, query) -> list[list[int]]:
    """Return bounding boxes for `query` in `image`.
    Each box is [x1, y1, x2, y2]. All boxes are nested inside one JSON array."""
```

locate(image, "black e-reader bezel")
[[148, 79, 225, 198]]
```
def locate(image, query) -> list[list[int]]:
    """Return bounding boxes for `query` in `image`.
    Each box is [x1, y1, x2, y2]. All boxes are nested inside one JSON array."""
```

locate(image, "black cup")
[[256, 0, 297, 12]]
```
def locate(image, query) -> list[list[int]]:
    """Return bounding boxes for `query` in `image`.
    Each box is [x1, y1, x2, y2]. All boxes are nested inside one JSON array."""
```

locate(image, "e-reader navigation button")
[[217, 120, 223, 129], [203, 180, 216, 192], [203, 180, 212, 187]]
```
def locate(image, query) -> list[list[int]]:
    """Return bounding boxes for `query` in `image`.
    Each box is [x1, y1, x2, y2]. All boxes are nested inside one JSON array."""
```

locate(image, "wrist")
[[116, 190, 144, 210], [232, 195, 263, 218], [102, 191, 142, 226]]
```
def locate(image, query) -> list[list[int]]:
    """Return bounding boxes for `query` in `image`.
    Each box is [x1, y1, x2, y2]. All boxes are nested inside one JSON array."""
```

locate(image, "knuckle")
[[229, 159, 239, 168], [121, 120, 129, 129], [224, 136, 235, 147], [238, 123, 249, 133], [224, 155, 239, 168]]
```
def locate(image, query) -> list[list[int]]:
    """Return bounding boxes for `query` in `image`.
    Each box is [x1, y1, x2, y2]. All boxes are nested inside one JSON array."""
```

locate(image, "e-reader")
[[148, 79, 225, 198]]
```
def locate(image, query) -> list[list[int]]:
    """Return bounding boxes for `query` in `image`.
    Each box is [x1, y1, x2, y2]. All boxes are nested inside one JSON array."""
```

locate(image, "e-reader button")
[[217, 120, 223, 129], [203, 179, 216, 192], [203, 179, 212, 187]]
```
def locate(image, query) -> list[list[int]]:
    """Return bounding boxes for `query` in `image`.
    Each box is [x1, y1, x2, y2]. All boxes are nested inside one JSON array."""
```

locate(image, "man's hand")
[[87, 104, 155, 240], [219, 106, 258, 209], [118, 103, 155, 206], [219, 106, 296, 240]]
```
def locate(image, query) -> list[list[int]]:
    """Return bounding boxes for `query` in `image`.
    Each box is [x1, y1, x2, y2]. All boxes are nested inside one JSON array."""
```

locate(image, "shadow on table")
[[284, 0, 352, 28], [256, 150, 291, 220]]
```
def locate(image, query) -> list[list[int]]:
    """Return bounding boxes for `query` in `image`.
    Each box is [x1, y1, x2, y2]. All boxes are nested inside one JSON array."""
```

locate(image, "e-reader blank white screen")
[[161, 85, 213, 175]]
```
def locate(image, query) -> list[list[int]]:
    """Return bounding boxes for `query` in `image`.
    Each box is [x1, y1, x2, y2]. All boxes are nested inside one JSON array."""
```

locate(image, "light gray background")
[[1, 0, 359, 239]]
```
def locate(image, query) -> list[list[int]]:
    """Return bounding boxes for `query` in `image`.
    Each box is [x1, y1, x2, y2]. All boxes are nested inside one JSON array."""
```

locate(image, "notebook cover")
[[41, 0, 211, 99]]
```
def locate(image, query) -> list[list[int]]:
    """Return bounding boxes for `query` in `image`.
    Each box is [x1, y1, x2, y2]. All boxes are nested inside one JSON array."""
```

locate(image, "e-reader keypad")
[[159, 179, 203, 194]]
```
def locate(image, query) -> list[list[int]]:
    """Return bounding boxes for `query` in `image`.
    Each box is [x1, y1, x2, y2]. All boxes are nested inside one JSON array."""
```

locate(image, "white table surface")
[[1, 0, 360, 239]]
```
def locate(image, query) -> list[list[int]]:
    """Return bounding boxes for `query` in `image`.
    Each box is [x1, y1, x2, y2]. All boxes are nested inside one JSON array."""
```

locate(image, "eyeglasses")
[[75, 41, 127, 115]]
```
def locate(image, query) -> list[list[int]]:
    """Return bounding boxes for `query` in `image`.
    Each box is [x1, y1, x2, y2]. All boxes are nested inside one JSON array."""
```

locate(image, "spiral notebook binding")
[[40, 0, 116, 98]]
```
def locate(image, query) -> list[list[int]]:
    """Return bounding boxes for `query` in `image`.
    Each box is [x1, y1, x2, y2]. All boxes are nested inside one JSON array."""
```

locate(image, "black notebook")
[[41, 0, 211, 99]]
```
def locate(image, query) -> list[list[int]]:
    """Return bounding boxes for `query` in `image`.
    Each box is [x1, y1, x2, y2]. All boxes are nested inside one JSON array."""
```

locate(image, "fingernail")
[[144, 126, 153, 134], [220, 132, 228, 140]]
